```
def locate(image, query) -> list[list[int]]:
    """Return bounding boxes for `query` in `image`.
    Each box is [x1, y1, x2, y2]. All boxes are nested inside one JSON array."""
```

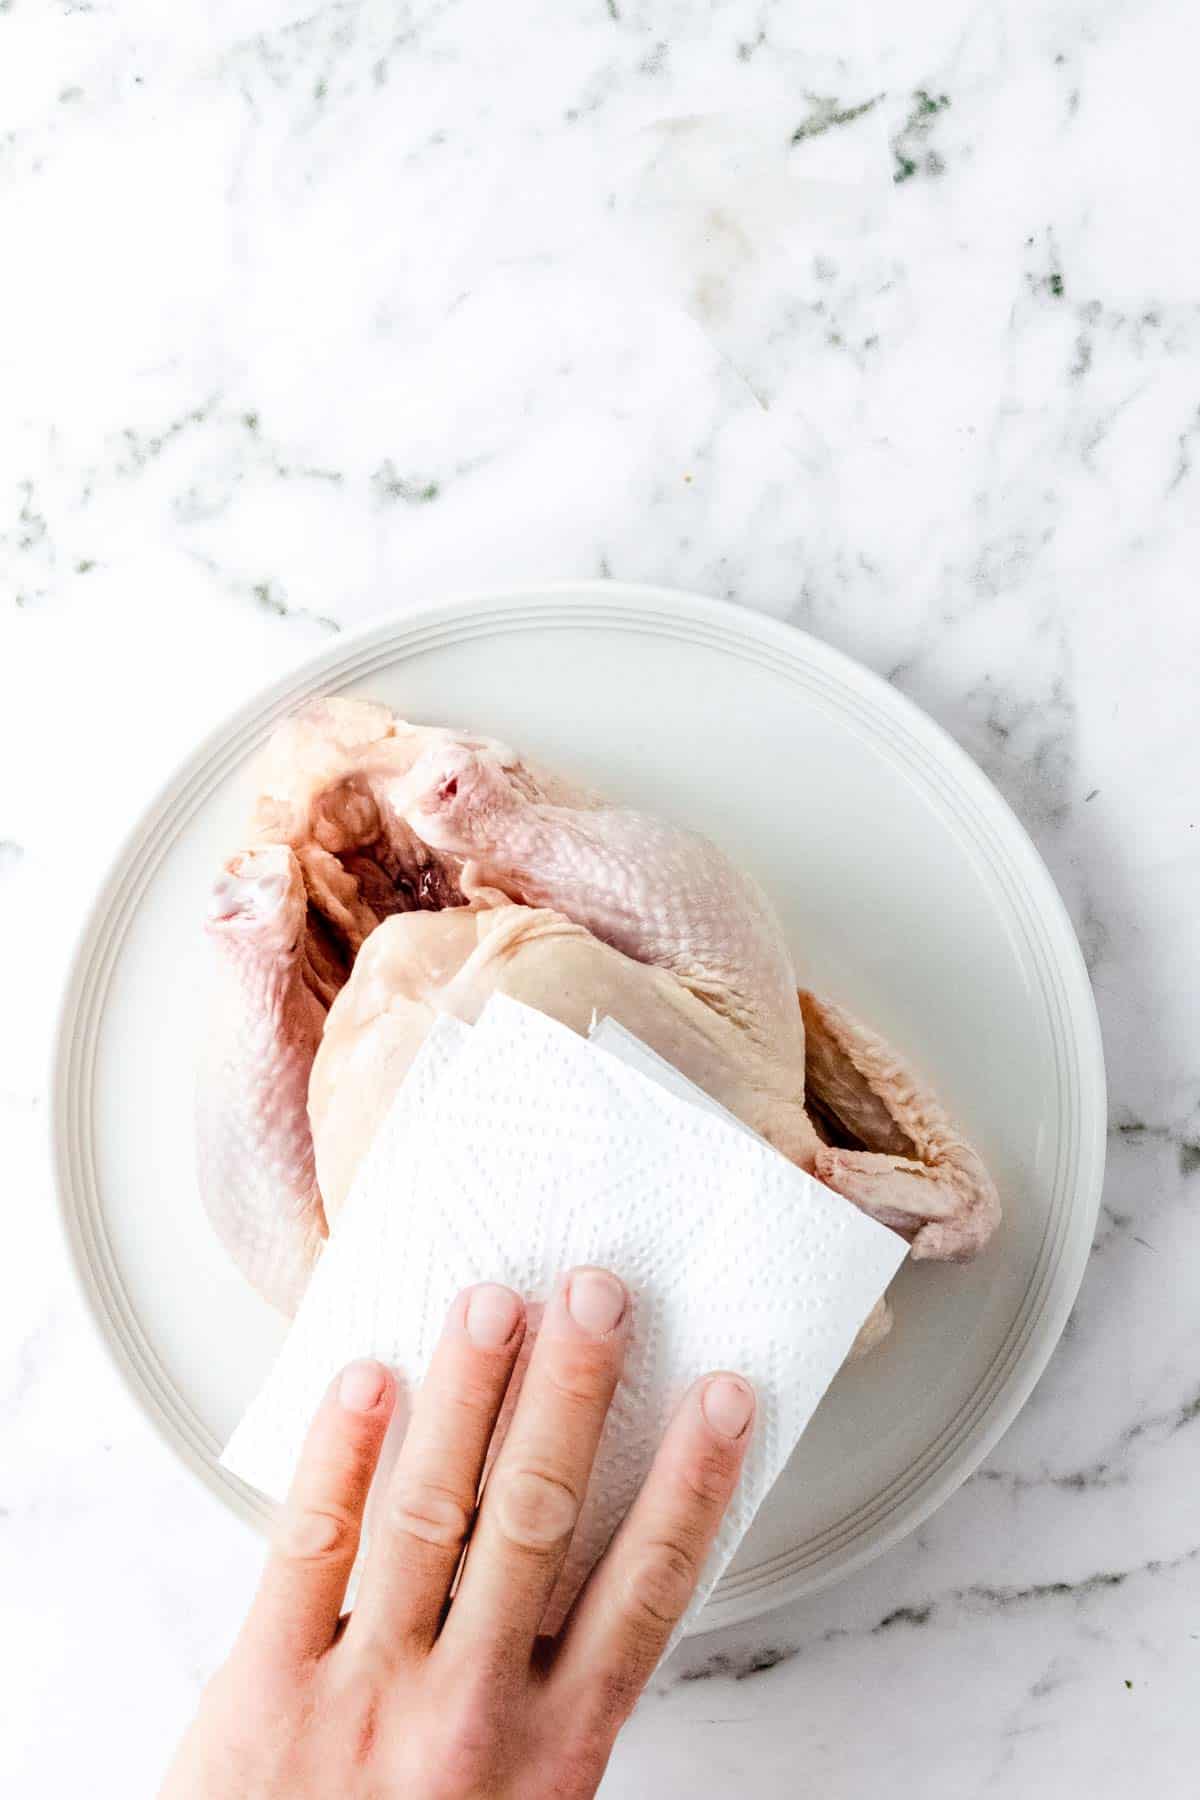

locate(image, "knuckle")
[[386, 1478, 474, 1552], [569, 1670, 641, 1743], [325, 1665, 385, 1766], [427, 1686, 511, 1794], [276, 1502, 358, 1563], [626, 1539, 698, 1630], [543, 1344, 619, 1409], [493, 1465, 580, 1552], [552, 1734, 617, 1798], [678, 1442, 736, 1512], [444, 1374, 505, 1422], [435, 1733, 497, 1798]]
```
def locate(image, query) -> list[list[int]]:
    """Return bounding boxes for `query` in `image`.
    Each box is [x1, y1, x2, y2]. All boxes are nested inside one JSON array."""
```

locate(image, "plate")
[[51, 583, 1106, 1632]]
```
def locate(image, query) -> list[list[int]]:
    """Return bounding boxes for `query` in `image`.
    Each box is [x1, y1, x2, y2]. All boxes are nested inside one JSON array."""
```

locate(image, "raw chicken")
[[200, 845, 326, 1312], [308, 904, 819, 1226], [199, 697, 1000, 1318]]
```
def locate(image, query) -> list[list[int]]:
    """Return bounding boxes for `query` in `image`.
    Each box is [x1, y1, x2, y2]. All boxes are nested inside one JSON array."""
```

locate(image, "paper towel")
[[588, 1013, 763, 1141], [223, 995, 906, 1638]]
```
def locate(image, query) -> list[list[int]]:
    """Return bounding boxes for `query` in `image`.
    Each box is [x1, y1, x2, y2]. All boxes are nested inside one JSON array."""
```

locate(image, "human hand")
[[161, 1268, 754, 1799]]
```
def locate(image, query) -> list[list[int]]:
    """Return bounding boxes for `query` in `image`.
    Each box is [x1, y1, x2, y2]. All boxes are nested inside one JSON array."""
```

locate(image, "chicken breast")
[[308, 904, 818, 1226]]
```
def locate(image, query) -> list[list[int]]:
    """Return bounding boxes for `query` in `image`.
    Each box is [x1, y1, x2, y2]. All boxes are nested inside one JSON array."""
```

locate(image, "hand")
[[161, 1268, 754, 1799]]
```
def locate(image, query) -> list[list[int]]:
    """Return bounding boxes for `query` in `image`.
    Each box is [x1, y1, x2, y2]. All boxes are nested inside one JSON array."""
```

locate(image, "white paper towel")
[[223, 995, 906, 1638], [588, 1013, 763, 1140]]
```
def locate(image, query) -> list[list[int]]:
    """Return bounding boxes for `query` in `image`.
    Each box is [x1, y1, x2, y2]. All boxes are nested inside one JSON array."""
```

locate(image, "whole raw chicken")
[[199, 697, 999, 1329]]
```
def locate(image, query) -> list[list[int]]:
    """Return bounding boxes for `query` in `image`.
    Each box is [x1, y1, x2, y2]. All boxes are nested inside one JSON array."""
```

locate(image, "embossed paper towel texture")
[[223, 996, 906, 1635]]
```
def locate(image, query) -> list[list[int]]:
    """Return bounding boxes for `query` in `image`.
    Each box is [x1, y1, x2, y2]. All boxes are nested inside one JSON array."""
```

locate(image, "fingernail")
[[465, 1283, 523, 1348], [565, 1268, 627, 1337], [338, 1360, 388, 1414], [701, 1375, 755, 1440]]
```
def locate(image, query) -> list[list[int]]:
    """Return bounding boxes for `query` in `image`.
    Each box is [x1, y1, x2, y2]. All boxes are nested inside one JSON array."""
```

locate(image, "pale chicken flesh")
[[200, 697, 1000, 1318]]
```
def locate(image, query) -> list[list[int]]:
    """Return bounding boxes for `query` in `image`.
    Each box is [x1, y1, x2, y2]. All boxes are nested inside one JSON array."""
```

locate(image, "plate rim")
[[49, 579, 1107, 1635]]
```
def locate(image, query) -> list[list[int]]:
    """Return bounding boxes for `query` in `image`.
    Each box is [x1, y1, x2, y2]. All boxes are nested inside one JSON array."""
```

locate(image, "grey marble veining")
[[2, 0, 1198, 1794]]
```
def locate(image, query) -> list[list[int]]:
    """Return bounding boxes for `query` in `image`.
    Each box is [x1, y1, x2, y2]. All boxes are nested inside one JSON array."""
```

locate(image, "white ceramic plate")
[[51, 583, 1106, 1633]]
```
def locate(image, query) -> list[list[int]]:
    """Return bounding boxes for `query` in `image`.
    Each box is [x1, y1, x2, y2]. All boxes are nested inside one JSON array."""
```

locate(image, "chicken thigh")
[[199, 698, 1000, 1317]]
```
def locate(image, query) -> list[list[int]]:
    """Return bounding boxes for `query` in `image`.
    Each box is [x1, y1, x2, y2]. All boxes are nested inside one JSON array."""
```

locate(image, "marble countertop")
[[3, 0, 1198, 1794]]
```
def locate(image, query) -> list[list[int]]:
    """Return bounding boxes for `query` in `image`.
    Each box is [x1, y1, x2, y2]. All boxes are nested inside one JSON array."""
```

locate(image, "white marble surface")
[[2, 0, 1198, 1794]]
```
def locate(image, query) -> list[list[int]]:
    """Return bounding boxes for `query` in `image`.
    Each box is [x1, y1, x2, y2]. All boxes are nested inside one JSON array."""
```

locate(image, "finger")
[[242, 1360, 395, 1665], [551, 1372, 753, 1724], [346, 1283, 525, 1658], [441, 1267, 628, 1666]]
